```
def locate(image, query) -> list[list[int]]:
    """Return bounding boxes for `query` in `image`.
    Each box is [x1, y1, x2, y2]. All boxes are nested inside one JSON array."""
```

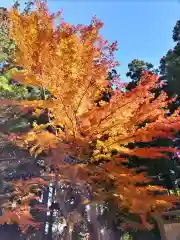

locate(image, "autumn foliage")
[[1, 0, 180, 231]]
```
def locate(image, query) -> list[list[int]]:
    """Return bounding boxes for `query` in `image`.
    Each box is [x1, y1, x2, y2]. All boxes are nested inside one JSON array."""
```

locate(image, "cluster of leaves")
[[127, 19, 180, 103], [0, 1, 44, 101], [1, 0, 180, 233], [159, 20, 180, 99], [0, 20, 15, 64], [125, 19, 180, 195], [0, 71, 28, 99], [0, 66, 48, 101], [0, 1, 35, 66], [126, 59, 159, 91]]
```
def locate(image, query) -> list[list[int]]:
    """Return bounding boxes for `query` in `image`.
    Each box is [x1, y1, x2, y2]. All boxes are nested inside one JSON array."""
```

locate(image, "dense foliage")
[[126, 59, 158, 91], [159, 20, 180, 100], [0, 1, 180, 238], [0, 20, 15, 64]]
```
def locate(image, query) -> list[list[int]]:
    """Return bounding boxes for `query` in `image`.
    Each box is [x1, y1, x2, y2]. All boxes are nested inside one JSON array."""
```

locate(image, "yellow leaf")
[[29, 144, 39, 156], [34, 146, 43, 158], [82, 199, 89, 205]]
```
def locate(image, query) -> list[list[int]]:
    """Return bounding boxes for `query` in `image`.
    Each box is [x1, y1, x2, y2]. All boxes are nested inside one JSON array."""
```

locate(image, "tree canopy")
[[0, 0, 180, 235], [126, 59, 158, 91], [159, 20, 180, 99]]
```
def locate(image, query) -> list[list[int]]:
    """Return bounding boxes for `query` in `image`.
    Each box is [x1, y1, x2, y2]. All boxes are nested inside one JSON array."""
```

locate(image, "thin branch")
[[88, 98, 135, 142]]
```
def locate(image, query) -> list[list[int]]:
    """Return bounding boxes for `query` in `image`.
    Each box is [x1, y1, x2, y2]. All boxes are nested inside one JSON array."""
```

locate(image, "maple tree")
[[1, 0, 180, 234]]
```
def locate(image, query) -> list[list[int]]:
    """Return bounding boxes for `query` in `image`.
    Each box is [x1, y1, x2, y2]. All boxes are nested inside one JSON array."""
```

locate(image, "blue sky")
[[3, 0, 180, 82]]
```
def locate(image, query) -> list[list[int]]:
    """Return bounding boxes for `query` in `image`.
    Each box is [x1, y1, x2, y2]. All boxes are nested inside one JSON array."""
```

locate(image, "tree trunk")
[[47, 185, 56, 240]]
